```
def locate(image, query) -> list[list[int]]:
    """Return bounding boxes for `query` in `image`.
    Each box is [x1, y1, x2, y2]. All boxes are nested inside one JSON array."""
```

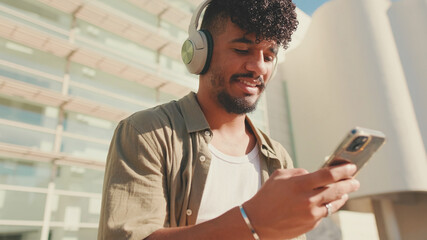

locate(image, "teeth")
[[239, 79, 257, 87]]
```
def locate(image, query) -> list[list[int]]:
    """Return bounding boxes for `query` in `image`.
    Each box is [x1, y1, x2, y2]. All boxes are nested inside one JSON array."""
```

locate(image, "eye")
[[234, 48, 249, 54], [264, 55, 275, 62]]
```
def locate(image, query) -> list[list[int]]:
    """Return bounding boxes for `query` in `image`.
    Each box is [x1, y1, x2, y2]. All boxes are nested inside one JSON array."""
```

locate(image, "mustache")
[[230, 73, 265, 88]]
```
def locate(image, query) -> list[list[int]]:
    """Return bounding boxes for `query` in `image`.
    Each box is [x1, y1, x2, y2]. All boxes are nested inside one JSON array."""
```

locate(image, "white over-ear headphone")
[[181, 0, 213, 75], [181, 0, 280, 79]]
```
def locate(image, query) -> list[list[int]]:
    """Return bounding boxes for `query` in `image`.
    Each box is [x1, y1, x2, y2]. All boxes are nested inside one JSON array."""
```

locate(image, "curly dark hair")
[[200, 0, 299, 49]]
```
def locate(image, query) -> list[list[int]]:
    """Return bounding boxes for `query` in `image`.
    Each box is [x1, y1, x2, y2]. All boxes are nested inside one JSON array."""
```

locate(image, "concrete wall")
[[388, 0, 427, 152], [279, 0, 427, 198], [274, 0, 427, 239]]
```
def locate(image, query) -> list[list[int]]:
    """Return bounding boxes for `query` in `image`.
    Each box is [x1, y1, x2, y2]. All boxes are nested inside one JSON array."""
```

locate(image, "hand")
[[243, 164, 360, 240]]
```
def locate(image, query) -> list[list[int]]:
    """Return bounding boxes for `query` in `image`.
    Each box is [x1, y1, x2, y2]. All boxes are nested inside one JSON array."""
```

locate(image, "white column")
[[40, 164, 57, 240]]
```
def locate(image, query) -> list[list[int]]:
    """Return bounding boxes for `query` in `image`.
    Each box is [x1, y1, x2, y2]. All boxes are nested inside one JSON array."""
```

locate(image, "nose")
[[245, 51, 268, 76]]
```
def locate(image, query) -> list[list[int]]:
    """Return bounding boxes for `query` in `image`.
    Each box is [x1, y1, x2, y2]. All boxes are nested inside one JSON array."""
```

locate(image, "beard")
[[217, 90, 258, 114], [210, 71, 266, 115]]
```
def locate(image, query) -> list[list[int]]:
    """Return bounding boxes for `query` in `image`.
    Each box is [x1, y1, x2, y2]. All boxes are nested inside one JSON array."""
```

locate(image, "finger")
[[310, 178, 360, 205], [302, 163, 357, 190], [273, 168, 309, 179], [321, 194, 349, 218]]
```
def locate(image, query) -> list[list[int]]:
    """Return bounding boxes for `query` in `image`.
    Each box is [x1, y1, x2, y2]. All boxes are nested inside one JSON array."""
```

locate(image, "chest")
[[195, 145, 262, 224]]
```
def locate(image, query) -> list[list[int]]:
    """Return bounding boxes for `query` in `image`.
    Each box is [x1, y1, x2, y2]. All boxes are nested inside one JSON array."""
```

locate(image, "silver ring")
[[325, 203, 332, 217]]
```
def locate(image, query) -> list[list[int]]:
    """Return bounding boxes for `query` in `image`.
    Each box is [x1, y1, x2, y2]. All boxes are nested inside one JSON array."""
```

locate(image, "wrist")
[[239, 204, 260, 240]]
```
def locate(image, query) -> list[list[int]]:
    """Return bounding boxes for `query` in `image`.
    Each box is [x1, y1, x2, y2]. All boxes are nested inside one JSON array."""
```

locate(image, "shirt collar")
[[245, 117, 278, 159], [178, 92, 210, 133], [178, 92, 278, 159]]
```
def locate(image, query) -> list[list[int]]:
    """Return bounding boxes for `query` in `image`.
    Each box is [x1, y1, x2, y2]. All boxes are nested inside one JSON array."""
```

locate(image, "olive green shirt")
[[98, 92, 305, 240]]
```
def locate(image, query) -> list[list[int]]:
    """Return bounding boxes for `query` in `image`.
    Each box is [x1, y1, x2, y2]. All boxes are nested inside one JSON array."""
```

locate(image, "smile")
[[238, 79, 260, 87]]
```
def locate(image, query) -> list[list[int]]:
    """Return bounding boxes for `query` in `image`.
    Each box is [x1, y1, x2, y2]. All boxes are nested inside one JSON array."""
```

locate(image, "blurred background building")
[[271, 0, 427, 239], [0, 0, 425, 239], [0, 0, 272, 239]]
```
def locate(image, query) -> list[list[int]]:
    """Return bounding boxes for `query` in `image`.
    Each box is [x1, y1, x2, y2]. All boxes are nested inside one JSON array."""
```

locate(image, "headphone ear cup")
[[199, 30, 213, 75], [181, 30, 213, 75]]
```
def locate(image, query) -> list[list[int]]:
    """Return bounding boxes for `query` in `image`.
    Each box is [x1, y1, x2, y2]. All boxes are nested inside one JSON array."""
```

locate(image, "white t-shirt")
[[196, 143, 262, 224]]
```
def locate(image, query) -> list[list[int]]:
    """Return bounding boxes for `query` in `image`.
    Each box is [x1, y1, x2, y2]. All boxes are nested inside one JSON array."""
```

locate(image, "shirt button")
[[204, 131, 211, 137], [186, 209, 192, 216], [199, 155, 206, 162]]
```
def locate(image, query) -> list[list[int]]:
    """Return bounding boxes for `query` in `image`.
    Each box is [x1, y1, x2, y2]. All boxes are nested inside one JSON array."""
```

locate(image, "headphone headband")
[[188, 0, 211, 35], [182, 0, 279, 77]]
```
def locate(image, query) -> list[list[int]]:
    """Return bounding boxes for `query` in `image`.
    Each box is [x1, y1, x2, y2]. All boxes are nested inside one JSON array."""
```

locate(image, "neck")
[[196, 90, 246, 132], [196, 90, 256, 156]]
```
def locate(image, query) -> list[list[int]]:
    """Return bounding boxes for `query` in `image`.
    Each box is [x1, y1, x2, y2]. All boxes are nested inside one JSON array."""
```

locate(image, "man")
[[98, 0, 360, 239]]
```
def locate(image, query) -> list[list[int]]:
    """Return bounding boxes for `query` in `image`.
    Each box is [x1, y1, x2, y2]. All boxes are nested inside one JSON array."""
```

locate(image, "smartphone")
[[321, 127, 386, 175]]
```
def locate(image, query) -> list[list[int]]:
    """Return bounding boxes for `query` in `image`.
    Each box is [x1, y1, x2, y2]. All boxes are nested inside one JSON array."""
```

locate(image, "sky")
[[293, 0, 331, 16]]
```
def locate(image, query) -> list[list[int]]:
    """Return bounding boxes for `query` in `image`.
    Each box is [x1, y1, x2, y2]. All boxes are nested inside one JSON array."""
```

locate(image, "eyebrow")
[[230, 37, 278, 55], [230, 37, 254, 44]]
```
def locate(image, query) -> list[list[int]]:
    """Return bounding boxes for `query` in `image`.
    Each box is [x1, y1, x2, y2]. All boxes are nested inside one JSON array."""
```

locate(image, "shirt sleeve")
[[98, 118, 168, 240]]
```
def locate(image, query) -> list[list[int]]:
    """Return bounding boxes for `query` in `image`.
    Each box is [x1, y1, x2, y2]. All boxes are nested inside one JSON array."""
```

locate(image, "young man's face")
[[206, 18, 278, 114]]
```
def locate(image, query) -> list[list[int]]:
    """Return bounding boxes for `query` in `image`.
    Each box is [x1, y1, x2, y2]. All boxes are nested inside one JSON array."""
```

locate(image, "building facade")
[[0, 0, 270, 239]]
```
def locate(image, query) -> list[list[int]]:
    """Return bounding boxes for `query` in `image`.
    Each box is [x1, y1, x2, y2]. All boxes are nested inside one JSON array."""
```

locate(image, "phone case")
[[321, 127, 386, 175]]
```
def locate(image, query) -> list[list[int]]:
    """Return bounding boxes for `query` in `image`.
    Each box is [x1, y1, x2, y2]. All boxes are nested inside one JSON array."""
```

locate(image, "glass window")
[[0, 157, 51, 188], [75, 20, 158, 66], [60, 137, 109, 162], [102, 0, 189, 39], [50, 194, 101, 224], [69, 62, 157, 107], [0, 96, 58, 129], [0, 64, 63, 92], [0, 0, 72, 31], [55, 165, 104, 194], [64, 112, 115, 140], [0, 226, 42, 239], [0, 38, 66, 78], [67, 84, 146, 113], [0, 124, 55, 151], [102, 0, 158, 27], [0, 190, 46, 220]]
